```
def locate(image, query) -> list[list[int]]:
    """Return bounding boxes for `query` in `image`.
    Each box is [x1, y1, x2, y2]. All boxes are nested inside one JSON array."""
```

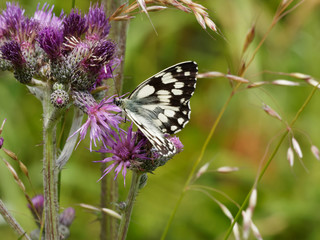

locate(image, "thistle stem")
[[117, 171, 142, 240], [43, 86, 59, 239], [100, 160, 119, 240], [100, 0, 129, 239]]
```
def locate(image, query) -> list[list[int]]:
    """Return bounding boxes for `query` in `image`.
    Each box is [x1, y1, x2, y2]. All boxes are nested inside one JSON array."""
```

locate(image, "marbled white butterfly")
[[114, 61, 198, 156]]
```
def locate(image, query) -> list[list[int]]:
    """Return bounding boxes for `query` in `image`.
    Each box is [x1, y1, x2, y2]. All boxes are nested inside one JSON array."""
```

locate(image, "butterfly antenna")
[[107, 65, 121, 97]]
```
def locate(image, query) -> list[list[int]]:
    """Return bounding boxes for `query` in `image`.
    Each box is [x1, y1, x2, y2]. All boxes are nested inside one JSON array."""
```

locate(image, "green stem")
[[100, 0, 129, 239], [43, 86, 59, 240], [100, 161, 119, 240], [117, 172, 142, 240]]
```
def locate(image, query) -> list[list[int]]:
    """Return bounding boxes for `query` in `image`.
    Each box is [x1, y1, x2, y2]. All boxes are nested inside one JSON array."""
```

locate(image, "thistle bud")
[[59, 207, 76, 227], [117, 201, 126, 211], [28, 195, 44, 224], [53, 82, 65, 91], [139, 173, 148, 189], [0, 137, 4, 149], [13, 66, 34, 84], [50, 89, 69, 108], [59, 225, 70, 240]]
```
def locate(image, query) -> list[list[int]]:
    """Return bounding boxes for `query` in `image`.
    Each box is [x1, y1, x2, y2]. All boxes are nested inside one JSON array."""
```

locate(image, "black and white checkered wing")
[[118, 61, 198, 156]]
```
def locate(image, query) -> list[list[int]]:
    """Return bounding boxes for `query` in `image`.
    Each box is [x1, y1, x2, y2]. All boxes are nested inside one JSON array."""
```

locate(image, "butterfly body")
[[115, 61, 198, 156]]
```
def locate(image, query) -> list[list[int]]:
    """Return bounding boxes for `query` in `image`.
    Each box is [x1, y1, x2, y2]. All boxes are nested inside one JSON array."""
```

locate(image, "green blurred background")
[[1, 0, 320, 239]]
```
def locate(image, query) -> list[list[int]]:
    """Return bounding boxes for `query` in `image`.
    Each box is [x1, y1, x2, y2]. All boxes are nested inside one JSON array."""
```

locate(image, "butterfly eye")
[[113, 97, 120, 106]]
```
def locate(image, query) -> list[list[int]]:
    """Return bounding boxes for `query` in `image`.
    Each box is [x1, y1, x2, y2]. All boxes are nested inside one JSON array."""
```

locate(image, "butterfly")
[[114, 61, 198, 156]]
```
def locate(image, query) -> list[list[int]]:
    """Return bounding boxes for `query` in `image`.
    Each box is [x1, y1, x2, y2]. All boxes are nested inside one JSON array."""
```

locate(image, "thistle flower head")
[[97, 124, 149, 185], [61, 38, 117, 90], [71, 91, 123, 151], [51, 89, 69, 108], [0, 3, 118, 89], [32, 3, 63, 30], [85, 3, 111, 41], [89, 40, 116, 69], [63, 9, 87, 38], [38, 26, 63, 59], [0, 40, 25, 66], [0, 2, 25, 39]]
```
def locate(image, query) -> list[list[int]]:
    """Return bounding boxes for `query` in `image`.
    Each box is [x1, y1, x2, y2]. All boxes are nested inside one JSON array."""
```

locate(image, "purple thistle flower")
[[0, 2, 26, 39], [63, 9, 87, 38], [83, 40, 116, 73], [168, 136, 184, 153], [38, 26, 63, 59], [67, 39, 117, 90], [17, 18, 39, 47], [71, 92, 123, 151], [0, 41, 25, 66], [0, 39, 35, 84], [32, 3, 63, 30], [97, 124, 149, 185], [85, 3, 111, 41], [98, 57, 121, 80]]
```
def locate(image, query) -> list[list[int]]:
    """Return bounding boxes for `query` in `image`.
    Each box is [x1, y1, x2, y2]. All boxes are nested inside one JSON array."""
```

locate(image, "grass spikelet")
[[292, 137, 303, 158], [311, 145, 320, 160], [287, 147, 294, 167]]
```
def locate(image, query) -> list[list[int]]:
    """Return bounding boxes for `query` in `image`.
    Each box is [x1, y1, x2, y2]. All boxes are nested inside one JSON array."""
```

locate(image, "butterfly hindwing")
[[124, 107, 176, 156], [117, 61, 198, 156]]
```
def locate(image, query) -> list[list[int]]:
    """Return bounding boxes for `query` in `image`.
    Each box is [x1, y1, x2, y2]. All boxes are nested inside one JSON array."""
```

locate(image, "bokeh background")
[[1, 0, 320, 239]]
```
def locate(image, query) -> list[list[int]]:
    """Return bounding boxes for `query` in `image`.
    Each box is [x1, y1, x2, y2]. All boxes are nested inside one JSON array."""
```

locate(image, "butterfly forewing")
[[129, 61, 197, 133], [119, 61, 198, 156]]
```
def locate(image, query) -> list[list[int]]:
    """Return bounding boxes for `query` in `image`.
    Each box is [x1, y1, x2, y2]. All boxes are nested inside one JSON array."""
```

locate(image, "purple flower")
[[168, 136, 184, 153], [85, 3, 111, 41], [0, 2, 26, 39], [38, 26, 63, 59], [71, 92, 123, 151], [63, 9, 87, 38], [97, 57, 121, 81], [0, 137, 4, 149], [97, 124, 149, 185], [32, 3, 63, 30], [0, 3, 39, 54], [0, 41, 25, 66], [0, 39, 35, 83], [33, 4, 64, 59], [17, 18, 39, 47], [83, 40, 116, 73], [28, 195, 44, 226], [67, 39, 117, 90]]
